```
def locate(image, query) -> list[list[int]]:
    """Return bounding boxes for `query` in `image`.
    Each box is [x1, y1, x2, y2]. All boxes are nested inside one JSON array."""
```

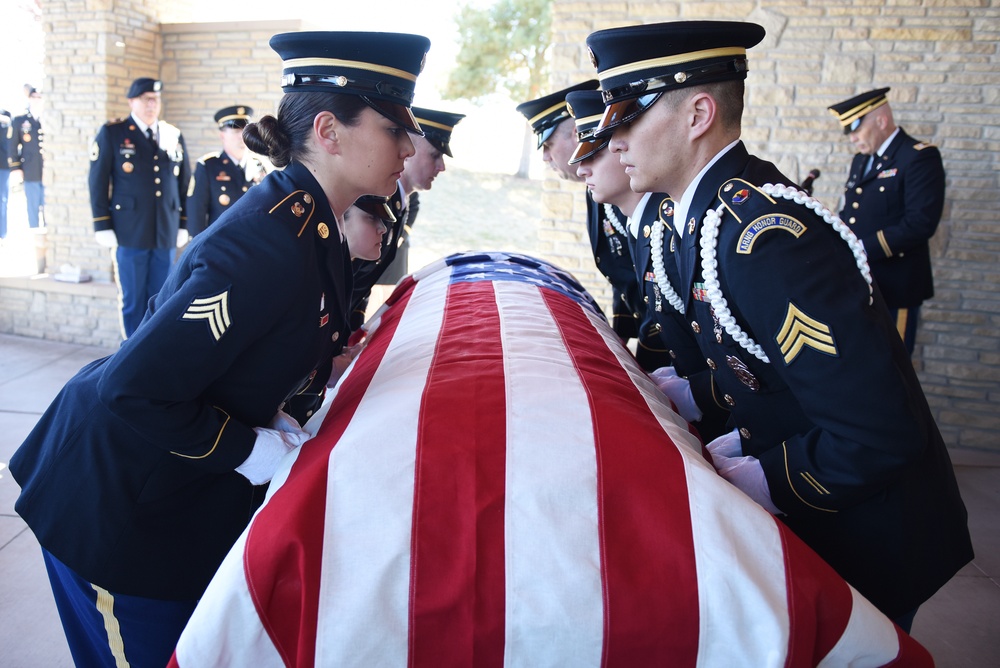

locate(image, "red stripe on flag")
[[779, 518, 853, 666], [408, 280, 507, 668], [542, 290, 700, 667], [243, 286, 417, 668]]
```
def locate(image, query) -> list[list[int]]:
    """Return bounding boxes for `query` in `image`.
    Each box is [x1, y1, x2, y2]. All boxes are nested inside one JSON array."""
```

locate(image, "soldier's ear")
[[313, 111, 340, 155]]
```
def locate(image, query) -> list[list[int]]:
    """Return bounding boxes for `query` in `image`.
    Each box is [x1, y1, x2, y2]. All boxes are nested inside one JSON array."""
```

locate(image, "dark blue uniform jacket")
[[677, 141, 971, 617], [187, 150, 264, 236], [10, 112, 43, 181], [839, 128, 944, 308], [586, 191, 641, 342], [10, 161, 352, 600], [632, 192, 729, 440], [88, 115, 190, 249]]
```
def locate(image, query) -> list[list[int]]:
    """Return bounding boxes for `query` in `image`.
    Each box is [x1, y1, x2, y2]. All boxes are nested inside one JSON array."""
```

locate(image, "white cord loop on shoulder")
[[697, 184, 873, 365], [649, 217, 686, 315], [602, 203, 628, 239]]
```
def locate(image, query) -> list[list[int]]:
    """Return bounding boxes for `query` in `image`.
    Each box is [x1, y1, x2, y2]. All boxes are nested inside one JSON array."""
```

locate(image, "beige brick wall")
[[546, 0, 1000, 451], [0, 1, 298, 349]]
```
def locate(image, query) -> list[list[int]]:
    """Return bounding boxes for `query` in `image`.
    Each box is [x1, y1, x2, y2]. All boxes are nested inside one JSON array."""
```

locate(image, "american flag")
[[171, 251, 931, 667]]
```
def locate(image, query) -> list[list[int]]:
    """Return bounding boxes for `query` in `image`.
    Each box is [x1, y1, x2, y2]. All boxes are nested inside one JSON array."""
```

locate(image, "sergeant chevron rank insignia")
[[181, 290, 232, 341], [775, 302, 837, 364]]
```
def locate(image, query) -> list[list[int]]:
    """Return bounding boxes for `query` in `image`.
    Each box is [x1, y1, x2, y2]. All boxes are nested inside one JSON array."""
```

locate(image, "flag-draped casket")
[[171, 251, 932, 667]]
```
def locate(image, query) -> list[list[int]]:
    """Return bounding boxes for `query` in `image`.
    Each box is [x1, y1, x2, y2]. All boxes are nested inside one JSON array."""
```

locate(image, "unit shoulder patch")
[[718, 178, 776, 224], [775, 302, 838, 365], [736, 213, 807, 255]]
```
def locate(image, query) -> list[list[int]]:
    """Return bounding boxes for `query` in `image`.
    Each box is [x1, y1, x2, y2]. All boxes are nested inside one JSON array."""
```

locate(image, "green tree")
[[444, 0, 552, 177]]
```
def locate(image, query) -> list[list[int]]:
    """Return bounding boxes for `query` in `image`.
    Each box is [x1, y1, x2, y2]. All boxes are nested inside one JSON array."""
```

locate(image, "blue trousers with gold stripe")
[[891, 306, 920, 356], [42, 549, 197, 668]]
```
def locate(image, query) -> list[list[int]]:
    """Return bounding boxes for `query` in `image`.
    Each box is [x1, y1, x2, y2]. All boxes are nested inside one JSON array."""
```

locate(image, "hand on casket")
[[328, 342, 366, 387], [238, 410, 310, 485], [649, 366, 703, 422], [707, 429, 782, 515]]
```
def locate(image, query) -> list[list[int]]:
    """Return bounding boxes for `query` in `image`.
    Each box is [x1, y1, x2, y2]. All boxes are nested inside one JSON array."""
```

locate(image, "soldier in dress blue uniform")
[[565, 90, 731, 441], [9, 87, 45, 230], [187, 105, 268, 236], [828, 88, 946, 355], [350, 106, 464, 330], [10, 30, 430, 666], [517, 82, 644, 345], [0, 108, 11, 241], [89, 77, 192, 339], [587, 20, 972, 630]]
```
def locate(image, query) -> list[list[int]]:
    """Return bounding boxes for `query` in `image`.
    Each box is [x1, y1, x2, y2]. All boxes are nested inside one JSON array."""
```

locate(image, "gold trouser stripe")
[[91, 584, 132, 668], [896, 308, 909, 342], [110, 250, 128, 341]]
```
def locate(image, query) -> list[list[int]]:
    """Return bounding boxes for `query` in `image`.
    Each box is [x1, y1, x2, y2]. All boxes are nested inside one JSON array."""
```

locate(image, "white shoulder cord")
[[603, 203, 628, 238], [698, 183, 873, 364], [649, 217, 686, 315]]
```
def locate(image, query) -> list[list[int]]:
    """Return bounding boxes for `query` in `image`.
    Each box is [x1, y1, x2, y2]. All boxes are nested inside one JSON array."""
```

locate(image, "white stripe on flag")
[[173, 532, 285, 667], [314, 265, 450, 666], [495, 281, 604, 668], [818, 587, 900, 667]]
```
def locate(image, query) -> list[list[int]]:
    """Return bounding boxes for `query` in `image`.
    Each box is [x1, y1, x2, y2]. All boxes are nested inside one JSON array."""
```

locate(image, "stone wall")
[[544, 0, 1000, 451], [0, 1, 298, 349]]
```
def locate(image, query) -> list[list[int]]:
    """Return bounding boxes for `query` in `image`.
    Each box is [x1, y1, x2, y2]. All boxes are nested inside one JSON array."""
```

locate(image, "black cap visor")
[[569, 137, 610, 165], [594, 92, 662, 138], [361, 96, 424, 135]]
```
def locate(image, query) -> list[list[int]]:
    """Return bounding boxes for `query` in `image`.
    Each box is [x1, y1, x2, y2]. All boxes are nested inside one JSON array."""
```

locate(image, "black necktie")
[[146, 127, 156, 148]]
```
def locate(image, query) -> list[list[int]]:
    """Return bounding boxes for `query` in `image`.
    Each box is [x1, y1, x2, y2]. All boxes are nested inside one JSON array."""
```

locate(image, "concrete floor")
[[0, 332, 998, 666]]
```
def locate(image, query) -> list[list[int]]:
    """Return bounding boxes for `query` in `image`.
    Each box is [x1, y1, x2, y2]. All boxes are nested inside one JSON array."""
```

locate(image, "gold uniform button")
[[154, 165, 160, 172], [691, 321, 701, 334], [306, 410, 314, 418], [154, 178, 160, 184], [849, 217, 856, 224], [242, 186, 248, 192], [633, 312, 641, 319], [644, 296, 649, 304], [739, 427, 751, 440], [879, 186, 885, 192], [855, 187, 862, 195], [852, 202, 860, 209], [596, 257, 601, 265], [155, 191, 161, 197], [331, 331, 340, 342], [669, 349, 677, 359], [115, 204, 121, 210], [724, 394, 735, 406], [706, 358, 716, 370]]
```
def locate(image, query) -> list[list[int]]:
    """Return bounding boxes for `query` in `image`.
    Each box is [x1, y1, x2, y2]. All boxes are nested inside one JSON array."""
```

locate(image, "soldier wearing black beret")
[[518, 82, 643, 346], [186, 105, 268, 236], [829, 88, 945, 355], [350, 105, 465, 330], [587, 19, 971, 628], [12, 30, 430, 665], [89, 77, 191, 338]]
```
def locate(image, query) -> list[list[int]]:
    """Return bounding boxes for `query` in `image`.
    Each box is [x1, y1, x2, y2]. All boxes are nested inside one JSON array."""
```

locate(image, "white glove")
[[649, 366, 702, 422], [237, 411, 310, 485], [706, 429, 782, 515], [328, 341, 366, 388], [176, 228, 190, 247], [94, 229, 118, 248]]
